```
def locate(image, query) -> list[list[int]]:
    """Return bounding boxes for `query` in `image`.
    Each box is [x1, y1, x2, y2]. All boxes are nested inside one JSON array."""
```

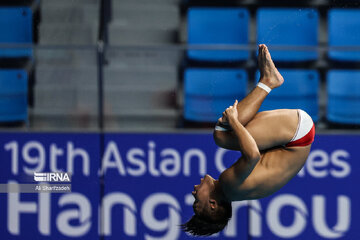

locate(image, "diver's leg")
[[215, 44, 286, 150], [233, 44, 284, 126], [216, 109, 299, 151], [244, 109, 299, 150]]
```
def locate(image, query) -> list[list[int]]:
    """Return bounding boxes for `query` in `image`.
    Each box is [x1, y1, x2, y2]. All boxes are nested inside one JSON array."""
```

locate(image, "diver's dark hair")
[[180, 201, 232, 236]]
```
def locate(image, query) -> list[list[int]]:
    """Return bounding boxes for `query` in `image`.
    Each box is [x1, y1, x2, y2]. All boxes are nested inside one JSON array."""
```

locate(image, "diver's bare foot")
[[258, 44, 284, 89]]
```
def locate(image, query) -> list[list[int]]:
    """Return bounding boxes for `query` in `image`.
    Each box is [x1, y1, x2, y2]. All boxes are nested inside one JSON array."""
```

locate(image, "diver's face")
[[192, 174, 216, 215]]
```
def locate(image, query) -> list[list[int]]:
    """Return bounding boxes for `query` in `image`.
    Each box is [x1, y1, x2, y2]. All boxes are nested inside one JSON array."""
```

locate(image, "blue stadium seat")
[[187, 8, 249, 62], [0, 7, 33, 58], [256, 69, 319, 122], [257, 8, 319, 61], [328, 9, 360, 62], [327, 70, 360, 124], [184, 68, 247, 122], [0, 69, 28, 122]]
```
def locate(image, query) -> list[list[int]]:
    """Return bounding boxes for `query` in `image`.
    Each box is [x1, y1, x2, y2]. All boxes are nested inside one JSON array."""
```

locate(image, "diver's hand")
[[223, 100, 238, 124]]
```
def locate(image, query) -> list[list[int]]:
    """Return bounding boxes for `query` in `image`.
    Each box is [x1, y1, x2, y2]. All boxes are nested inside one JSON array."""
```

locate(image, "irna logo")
[[34, 172, 71, 182]]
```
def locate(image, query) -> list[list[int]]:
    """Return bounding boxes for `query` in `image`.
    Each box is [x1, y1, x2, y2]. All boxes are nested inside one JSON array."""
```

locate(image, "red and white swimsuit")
[[285, 109, 315, 147]]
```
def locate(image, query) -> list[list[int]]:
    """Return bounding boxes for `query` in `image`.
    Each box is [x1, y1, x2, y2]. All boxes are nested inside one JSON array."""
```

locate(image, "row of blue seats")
[[0, 6, 359, 62], [3, 67, 359, 126], [4, 67, 358, 126], [188, 8, 360, 62], [184, 69, 360, 125]]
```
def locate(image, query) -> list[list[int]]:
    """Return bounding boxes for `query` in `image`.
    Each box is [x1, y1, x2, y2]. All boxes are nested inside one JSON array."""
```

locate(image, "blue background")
[[0, 132, 358, 239]]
